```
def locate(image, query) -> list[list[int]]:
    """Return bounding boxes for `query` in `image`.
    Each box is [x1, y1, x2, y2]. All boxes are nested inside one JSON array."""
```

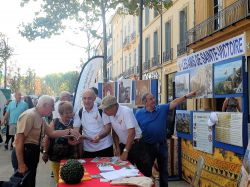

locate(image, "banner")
[[73, 56, 103, 112], [177, 34, 245, 72]]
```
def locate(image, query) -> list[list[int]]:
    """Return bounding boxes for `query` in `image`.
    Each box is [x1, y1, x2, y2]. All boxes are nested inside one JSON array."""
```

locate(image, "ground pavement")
[[0, 142, 189, 187]]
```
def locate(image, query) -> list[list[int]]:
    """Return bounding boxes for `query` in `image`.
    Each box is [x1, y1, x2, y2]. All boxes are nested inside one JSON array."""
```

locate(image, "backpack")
[[78, 108, 103, 119]]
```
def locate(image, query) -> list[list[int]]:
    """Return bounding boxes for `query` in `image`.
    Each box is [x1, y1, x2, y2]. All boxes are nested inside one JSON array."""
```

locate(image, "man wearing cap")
[[100, 95, 143, 164], [73, 89, 113, 158], [135, 91, 196, 187]]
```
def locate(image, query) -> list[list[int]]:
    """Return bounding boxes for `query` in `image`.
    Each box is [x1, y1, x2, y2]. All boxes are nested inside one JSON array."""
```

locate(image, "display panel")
[[176, 110, 191, 134], [135, 80, 151, 106], [117, 79, 133, 104], [190, 64, 213, 98], [213, 58, 243, 96], [175, 72, 190, 98]]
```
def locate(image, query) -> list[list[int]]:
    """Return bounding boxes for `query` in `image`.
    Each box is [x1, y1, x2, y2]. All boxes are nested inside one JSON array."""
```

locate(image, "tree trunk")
[[101, 0, 107, 83]]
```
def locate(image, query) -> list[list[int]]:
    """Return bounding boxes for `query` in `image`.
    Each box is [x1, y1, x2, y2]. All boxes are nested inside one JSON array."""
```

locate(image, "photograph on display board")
[[190, 64, 213, 98], [102, 82, 115, 97], [215, 112, 243, 147], [135, 80, 151, 106], [214, 59, 243, 95], [175, 72, 189, 98], [176, 110, 191, 134], [117, 79, 132, 104]]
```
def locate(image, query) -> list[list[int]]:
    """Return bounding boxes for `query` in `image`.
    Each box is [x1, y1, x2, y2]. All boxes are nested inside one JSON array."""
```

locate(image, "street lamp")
[[139, 0, 143, 80]]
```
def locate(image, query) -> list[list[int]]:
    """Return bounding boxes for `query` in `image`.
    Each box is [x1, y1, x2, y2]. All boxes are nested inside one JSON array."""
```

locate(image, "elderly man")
[[11, 95, 81, 187], [100, 95, 143, 167], [1, 91, 28, 150], [73, 89, 113, 158], [135, 91, 196, 187], [53, 91, 71, 119]]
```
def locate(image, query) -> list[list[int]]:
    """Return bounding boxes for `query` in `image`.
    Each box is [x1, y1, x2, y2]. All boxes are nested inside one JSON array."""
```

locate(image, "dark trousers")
[[83, 145, 113, 158], [120, 140, 168, 187], [5, 125, 14, 147], [11, 144, 40, 187]]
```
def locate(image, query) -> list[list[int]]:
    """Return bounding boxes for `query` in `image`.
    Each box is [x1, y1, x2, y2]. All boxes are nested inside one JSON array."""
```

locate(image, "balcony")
[[151, 55, 160, 67], [143, 60, 150, 71], [130, 32, 136, 43], [163, 48, 173, 63], [187, 0, 249, 45], [177, 40, 187, 56], [107, 55, 112, 62]]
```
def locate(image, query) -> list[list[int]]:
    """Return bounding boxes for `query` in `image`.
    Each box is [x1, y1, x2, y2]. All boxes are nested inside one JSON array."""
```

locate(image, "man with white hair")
[[53, 91, 71, 119], [73, 89, 113, 158], [11, 95, 81, 187]]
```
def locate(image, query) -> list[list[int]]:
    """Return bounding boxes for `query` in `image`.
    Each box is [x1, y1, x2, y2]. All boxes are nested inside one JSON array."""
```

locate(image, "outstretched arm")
[[169, 91, 196, 110], [222, 98, 229, 112]]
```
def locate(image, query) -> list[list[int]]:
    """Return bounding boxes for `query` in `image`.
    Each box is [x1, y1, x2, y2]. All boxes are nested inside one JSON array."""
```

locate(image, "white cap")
[[207, 112, 218, 126]]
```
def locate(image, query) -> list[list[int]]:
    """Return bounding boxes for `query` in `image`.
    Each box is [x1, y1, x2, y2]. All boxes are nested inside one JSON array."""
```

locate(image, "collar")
[[144, 105, 158, 113], [82, 103, 98, 113]]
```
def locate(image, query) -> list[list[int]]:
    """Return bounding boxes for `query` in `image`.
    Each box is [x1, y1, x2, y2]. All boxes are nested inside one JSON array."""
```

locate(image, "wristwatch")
[[123, 148, 128, 153], [43, 150, 47, 154]]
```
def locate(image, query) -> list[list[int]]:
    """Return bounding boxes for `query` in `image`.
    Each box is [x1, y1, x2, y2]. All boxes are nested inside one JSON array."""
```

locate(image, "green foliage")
[[60, 159, 84, 184], [0, 34, 14, 68], [42, 71, 79, 96]]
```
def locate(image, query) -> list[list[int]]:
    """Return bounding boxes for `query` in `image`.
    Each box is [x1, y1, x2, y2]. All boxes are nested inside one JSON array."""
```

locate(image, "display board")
[[215, 112, 243, 147]]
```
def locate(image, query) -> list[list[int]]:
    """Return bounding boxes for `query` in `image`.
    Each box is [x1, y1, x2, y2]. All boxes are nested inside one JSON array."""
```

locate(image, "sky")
[[0, 1, 89, 77]]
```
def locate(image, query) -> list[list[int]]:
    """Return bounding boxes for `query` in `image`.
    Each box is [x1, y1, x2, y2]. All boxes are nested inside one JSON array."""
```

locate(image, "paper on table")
[[100, 168, 139, 181], [98, 165, 115, 172]]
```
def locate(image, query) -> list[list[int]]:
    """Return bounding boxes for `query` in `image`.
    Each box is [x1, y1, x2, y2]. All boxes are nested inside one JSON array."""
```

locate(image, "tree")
[[19, 0, 125, 83], [23, 68, 36, 95], [0, 34, 14, 88]]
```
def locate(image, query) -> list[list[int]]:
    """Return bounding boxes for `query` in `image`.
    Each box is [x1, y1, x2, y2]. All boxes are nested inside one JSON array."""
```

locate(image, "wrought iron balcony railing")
[[163, 48, 173, 63], [151, 55, 160, 67], [187, 0, 249, 45], [177, 40, 187, 56]]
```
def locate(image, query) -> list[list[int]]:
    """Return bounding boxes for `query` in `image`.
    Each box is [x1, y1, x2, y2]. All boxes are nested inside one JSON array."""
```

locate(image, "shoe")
[[10, 146, 13, 150], [51, 172, 54, 178], [4, 144, 8, 150]]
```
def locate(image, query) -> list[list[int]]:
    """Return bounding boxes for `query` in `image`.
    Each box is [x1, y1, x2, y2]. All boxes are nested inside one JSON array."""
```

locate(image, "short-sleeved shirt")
[[135, 104, 169, 144], [73, 104, 113, 152], [14, 108, 47, 146], [102, 105, 142, 144], [7, 100, 28, 125]]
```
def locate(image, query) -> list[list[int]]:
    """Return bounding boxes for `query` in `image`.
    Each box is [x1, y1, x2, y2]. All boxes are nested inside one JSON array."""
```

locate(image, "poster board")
[[117, 79, 133, 104], [135, 80, 151, 106], [213, 57, 243, 97], [215, 112, 243, 147], [190, 64, 213, 98], [175, 72, 190, 98], [193, 112, 213, 154]]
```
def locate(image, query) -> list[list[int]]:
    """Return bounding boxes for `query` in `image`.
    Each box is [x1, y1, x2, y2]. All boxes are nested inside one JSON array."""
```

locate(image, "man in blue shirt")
[[135, 91, 196, 187], [1, 92, 28, 150]]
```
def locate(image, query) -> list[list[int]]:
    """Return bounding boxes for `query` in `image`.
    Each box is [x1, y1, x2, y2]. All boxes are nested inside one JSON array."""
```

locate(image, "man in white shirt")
[[53, 91, 71, 119], [73, 89, 113, 158], [100, 95, 142, 163]]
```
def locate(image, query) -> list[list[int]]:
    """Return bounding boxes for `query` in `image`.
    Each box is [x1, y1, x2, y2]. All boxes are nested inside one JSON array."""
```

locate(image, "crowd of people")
[[0, 89, 197, 187]]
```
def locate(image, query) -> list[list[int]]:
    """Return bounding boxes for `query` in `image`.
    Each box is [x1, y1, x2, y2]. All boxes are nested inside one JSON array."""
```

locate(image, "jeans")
[[11, 144, 40, 187]]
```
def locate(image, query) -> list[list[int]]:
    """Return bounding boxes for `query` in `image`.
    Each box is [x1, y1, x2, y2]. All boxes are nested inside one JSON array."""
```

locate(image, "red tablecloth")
[[58, 158, 140, 187]]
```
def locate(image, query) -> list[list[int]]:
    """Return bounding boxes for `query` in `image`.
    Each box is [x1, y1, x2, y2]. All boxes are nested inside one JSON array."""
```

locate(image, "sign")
[[73, 56, 103, 112], [177, 34, 245, 72], [143, 71, 159, 80]]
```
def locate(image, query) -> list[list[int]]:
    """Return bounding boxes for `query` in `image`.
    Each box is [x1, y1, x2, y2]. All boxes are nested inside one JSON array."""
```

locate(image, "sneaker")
[[4, 144, 8, 150], [10, 146, 13, 150], [51, 171, 54, 178]]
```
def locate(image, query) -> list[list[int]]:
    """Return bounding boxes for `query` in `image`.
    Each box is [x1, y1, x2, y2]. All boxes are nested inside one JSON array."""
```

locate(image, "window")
[[125, 55, 127, 70], [179, 7, 187, 43], [134, 48, 136, 66], [133, 16, 136, 33], [154, 9, 158, 17], [214, 0, 222, 30], [145, 37, 150, 62], [145, 7, 149, 26], [165, 21, 171, 52], [153, 31, 158, 59], [129, 53, 131, 68]]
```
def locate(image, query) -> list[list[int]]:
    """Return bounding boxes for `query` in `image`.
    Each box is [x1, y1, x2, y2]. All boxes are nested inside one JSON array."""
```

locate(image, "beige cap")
[[99, 95, 118, 109]]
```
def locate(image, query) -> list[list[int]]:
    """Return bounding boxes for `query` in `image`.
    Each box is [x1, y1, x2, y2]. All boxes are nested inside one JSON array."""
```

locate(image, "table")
[[58, 158, 141, 187]]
